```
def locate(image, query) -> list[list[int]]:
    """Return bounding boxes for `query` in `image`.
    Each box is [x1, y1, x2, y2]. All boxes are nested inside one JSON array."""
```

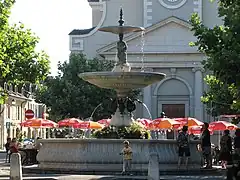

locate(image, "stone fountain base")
[[37, 139, 201, 172]]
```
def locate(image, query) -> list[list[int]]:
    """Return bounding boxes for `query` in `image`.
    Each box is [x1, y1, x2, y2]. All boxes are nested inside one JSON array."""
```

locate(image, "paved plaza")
[[0, 175, 228, 180], [0, 152, 227, 180]]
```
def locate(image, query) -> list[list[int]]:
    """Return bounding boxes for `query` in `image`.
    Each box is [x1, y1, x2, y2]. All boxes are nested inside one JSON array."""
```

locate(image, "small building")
[[0, 83, 47, 149], [69, 0, 222, 121]]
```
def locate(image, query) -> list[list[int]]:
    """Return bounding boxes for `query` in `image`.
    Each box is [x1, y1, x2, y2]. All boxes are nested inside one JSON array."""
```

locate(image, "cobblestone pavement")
[[0, 164, 9, 177], [0, 175, 226, 180], [159, 175, 225, 180], [0, 152, 227, 179]]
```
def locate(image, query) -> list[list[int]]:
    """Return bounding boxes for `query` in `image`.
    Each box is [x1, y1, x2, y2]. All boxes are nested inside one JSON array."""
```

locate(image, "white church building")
[[69, 0, 222, 121]]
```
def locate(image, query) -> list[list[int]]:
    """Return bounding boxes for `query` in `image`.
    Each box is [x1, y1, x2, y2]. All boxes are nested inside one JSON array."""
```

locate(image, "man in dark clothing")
[[177, 126, 190, 169], [201, 122, 212, 169], [5, 137, 11, 163]]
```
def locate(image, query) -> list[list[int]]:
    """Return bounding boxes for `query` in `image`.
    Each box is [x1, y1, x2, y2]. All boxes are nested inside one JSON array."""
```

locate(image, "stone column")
[[10, 153, 22, 180], [143, 68, 153, 119], [192, 67, 204, 121]]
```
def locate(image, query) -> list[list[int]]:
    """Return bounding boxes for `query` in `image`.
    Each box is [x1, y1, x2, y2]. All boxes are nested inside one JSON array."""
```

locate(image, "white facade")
[[0, 84, 47, 149], [69, 0, 222, 121]]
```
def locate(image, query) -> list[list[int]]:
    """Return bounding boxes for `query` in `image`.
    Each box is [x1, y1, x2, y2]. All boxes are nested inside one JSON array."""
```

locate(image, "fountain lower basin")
[[37, 139, 201, 172], [79, 71, 165, 95]]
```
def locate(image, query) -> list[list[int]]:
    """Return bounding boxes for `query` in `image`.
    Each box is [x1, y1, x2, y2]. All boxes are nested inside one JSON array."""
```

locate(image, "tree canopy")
[[190, 0, 240, 116], [0, 0, 50, 103], [201, 75, 237, 117], [36, 53, 117, 121]]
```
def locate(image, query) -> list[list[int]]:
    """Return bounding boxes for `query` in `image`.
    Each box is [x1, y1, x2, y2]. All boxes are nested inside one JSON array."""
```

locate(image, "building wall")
[[0, 84, 47, 149], [71, 0, 222, 57]]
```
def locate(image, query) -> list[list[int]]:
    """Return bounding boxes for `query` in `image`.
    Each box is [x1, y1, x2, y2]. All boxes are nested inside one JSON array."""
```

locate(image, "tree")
[[201, 75, 238, 117], [36, 53, 115, 121], [0, 0, 50, 103], [190, 0, 240, 114]]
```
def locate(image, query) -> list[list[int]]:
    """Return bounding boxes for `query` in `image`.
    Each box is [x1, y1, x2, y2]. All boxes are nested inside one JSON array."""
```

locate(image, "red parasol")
[[209, 121, 238, 131], [20, 118, 57, 128], [58, 118, 83, 127], [149, 118, 181, 130], [73, 121, 103, 129], [174, 117, 204, 127], [137, 118, 152, 127], [98, 119, 111, 126]]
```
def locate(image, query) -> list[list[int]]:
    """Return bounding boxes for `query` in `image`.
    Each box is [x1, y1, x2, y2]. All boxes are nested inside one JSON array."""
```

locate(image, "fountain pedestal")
[[37, 139, 201, 172], [111, 109, 134, 126]]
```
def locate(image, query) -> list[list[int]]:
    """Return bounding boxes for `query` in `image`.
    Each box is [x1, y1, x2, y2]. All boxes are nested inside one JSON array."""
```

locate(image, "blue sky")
[[10, 0, 92, 75]]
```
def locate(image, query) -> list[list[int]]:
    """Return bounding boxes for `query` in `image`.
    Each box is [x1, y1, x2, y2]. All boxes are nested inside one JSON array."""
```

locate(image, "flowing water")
[[140, 31, 145, 72], [142, 102, 152, 120], [90, 103, 103, 118]]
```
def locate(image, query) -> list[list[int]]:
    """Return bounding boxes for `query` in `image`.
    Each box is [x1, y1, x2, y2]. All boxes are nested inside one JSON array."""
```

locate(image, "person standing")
[[120, 140, 133, 175], [177, 126, 190, 169], [219, 130, 232, 169], [201, 122, 212, 169], [5, 137, 11, 163]]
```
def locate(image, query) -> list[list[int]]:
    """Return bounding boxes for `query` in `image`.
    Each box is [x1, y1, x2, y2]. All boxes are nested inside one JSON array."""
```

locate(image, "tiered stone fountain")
[[79, 9, 165, 126], [37, 9, 201, 172]]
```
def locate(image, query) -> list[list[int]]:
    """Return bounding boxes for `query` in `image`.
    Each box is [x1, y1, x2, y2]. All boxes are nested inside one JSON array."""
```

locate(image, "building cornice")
[[101, 51, 203, 55], [129, 62, 204, 68]]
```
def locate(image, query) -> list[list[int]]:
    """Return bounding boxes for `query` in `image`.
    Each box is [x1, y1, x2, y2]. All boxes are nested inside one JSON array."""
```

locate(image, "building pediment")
[[97, 16, 199, 55]]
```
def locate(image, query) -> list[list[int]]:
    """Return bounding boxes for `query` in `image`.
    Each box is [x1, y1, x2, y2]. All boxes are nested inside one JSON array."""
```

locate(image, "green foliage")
[[201, 75, 239, 116], [36, 54, 118, 120], [190, 0, 240, 114], [93, 122, 150, 139], [0, 0, 50, 104]]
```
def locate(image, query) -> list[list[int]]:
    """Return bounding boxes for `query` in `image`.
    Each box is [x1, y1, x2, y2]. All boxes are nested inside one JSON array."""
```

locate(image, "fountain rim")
[[98, 26, 145, 34], [78, 71, 166, 78]]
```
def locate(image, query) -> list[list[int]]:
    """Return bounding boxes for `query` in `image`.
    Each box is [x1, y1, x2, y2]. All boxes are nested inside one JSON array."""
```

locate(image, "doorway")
[[162, 104, 185, 118]]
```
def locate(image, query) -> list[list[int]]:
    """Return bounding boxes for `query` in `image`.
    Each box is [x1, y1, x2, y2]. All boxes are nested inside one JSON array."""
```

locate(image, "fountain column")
[[192, 67, 204, 121], [143, 68, 153, 119]]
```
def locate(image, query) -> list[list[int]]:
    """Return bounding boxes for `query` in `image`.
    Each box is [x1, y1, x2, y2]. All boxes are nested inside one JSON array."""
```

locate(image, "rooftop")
[[68, 27, 96, 35]]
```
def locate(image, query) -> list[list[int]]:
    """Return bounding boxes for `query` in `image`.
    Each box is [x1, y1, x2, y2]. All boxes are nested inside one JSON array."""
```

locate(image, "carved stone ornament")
[[158, 0, 187, 9]]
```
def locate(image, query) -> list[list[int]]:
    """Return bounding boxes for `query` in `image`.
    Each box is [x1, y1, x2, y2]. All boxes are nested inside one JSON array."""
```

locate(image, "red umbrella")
[[58, 118, 83, 127], [174, 117, 204, 127], [188, 125, 214, 135], [73, 121, 103, 129], [149, 118, 181, 129], [20, 118, 57, 128], [98, 119, 111, 126], [209, 121, 238, 131], [137, 118, 152, 127]]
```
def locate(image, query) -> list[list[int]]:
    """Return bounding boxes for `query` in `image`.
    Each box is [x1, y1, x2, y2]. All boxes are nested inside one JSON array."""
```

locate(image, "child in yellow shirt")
[[120, 140, 132, 175]]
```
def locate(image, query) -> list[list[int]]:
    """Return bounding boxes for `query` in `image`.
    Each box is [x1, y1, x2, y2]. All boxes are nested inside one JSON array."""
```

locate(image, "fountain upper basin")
[[79, 71, 166, 94], [99, 26, 145, 34]]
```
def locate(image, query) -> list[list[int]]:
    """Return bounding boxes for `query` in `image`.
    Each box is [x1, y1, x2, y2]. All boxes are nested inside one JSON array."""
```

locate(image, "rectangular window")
[[17, 106, 20, 120], [71, 37, 84, 50], [7, 105, 10, 119]]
